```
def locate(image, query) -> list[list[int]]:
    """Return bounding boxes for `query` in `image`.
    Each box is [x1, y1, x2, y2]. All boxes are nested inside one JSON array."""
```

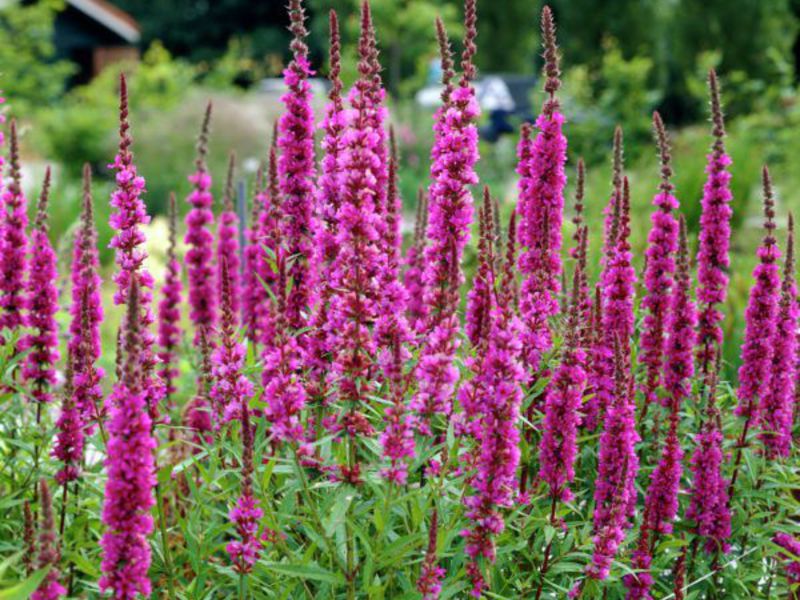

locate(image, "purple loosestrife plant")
[[411, 0, 479, 431], [640, 113, 680, 405], [588, 341, 640, 580], [462, 222, 524, 597], [374, 130, 411, 381], [211, 258, 253, 424], [539, 263, 588, 503], [323, 1, 385, 457], [108, 74, 163, 418], [516, 5, 567, 375], [158, 193, 183, 404], [185, 103, 217, 343], [242, 163, 266, 347], [417, 510, 445, 600], [226, 386, 264, 573], [687, 365, 731, 554], [31, 480, 65, 600], [0, 121, 28, 338], [759, 215, 797, 458], [216, 152, 241, 318], [100, 279, 157, 599], [20, 168, 60, 404], [736, 166, 781, 424], [663, 216, 698, 403], [278, 0, 316, 330], [70, 166, 104, 428], [53, 356, 82, 485], [696, 70, 733, 374]]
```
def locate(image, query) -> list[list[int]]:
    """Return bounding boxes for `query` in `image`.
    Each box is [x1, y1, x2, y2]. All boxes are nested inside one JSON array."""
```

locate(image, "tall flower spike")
[[211, 258, 253, 424], [417, 510, 445, 600], [158, 192, 183, 405], [736, 166, 781, 422], [516, 5, 567, 378], [687, 361, 731, 553], [108, 73, 163, 418], [70, 165, 105, 429], [217, 151, 241, 321], [539, 261, 588, 502], [588, 338, 640, 580], [323, 0, 387, 452], [465, 187, 495, 349], [759, 214, 797, 458], [411, 5, 480, 431], [185, 328, 214, 444], [21, 167, 60, 404], [664, 215, 697, 404], [100, 278, 157, 599], [242, 161, 268, 347], [603, 126, 624, 260], [374, 127, 412, 382], [226, 392, 264, 573], [462, 214, 524, 597], [602, 175, 636, 354], [696, 69, 734, 374], [640, 112, 680, 405], [185, 102, 217, 345], [0, 120, 28, 336], [278, 0, 316, 329], [31, 479, 65, 600], [53, 354, 82, 485]]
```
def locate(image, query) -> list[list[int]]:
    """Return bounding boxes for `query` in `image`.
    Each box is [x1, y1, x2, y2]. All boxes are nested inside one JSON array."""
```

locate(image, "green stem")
[[155, 482, 177, 600]]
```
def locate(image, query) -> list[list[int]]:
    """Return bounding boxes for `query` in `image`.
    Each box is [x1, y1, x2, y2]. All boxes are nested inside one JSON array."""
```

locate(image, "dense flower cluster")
[[696, 69, 734, 373], [20, 169, 60, 403], [278, 0, 316, 329], [216, 153, 241, 317], [0, 122, 28, 336], [184, 102, 217, 341], [100, 282, 156, 599]]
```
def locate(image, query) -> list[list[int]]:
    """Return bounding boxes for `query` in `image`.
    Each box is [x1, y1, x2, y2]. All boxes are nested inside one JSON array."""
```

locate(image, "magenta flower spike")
[[108, 74, 163, 417], [185, 330, 215, 444], [226, 396, 264, 573], [21, 168, 60, 404], [696, 70, 734, 374], [517, 5, 567, 374], [463, 217, 524, 597], [278, 0, 316, 329], [211, 258, 253, 424], [374, 130, 412, 381], [663, 216, 697, 404], [602, 127, 624, 265], [53, 354, 83, 485], [588, 340, 640, 580], [411, 0, 479, 431], [736, 167, 781, 423], [687, 367, 731, 554], [31, 480, 66, 600], [216, 152, 241, 319], [417, 510, 445, 600], [583, 286, 613, 430], [602, 176, 637, 354], [640, 113, 680, 404], [242, 163, 265, 346], [100, 279, 156, 599], [759, 215, 797, 458], [465, 188, 496, 350], [69, 166, 105, 429], [158, 193, 183, 403], [539, 261, 588, 502], [324, 0, 387, 445], [185, 103, 217, 344], [0, 121, 28, 337]]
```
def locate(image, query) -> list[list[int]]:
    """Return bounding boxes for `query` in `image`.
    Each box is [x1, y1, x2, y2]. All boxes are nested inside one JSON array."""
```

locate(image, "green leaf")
[[261, 562, 345, 585], [0, 568, 50, 600]]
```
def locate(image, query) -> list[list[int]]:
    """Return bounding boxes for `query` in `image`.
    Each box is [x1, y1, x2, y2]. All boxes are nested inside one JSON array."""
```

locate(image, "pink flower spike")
[[158, 193, 183, 405], [216, 152, 241, 320]]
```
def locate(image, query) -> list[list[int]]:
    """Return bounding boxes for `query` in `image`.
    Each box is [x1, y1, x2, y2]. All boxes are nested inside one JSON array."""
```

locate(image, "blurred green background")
[[2, 0, 800, 374]]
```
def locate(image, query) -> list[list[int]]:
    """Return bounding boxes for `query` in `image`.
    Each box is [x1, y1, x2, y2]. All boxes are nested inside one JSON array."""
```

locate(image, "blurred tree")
[[0, 0, 75, 111]]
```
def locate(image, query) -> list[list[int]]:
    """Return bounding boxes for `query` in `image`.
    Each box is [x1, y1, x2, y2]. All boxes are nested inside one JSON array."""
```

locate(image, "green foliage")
[[0, 0, 74, 112]]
